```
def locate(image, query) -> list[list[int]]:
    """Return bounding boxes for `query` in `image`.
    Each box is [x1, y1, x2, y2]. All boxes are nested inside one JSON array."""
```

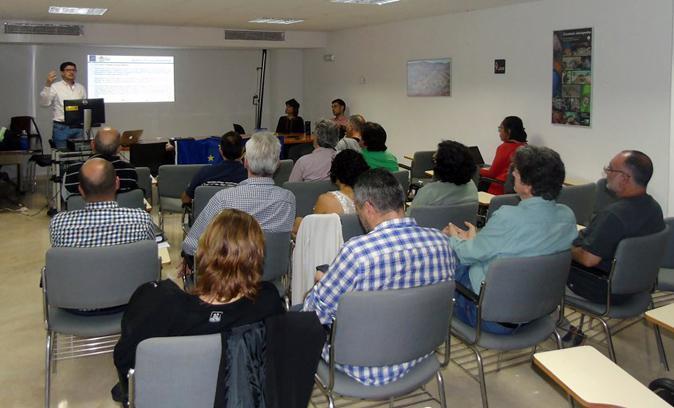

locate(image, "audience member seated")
[[315, 150, 370, 215], [182, 132, 295, 261], [445, 146, 577, 334], [288, 120, 339, 182], [407, 140, 478, 214], [303, 169, 456, 385], [112, 209, 284, 405], [181, 131, 247, 204], [336, 114, 365, 152], [331, 98, 348, 127], [568, 150, 664, 304], [63, 127, 139, 198], [275, 98, 305, 134], [479, 116, 527, 195], [50, 158, 154, 248], [360, 122, 399, 173]]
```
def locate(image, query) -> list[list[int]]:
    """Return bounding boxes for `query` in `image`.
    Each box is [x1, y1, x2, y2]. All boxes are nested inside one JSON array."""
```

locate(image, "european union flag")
[[176, 137, 223, 165]]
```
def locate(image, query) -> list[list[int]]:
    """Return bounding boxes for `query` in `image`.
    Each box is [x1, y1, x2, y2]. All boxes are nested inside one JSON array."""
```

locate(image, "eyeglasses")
[[603, 166, 630, 177]]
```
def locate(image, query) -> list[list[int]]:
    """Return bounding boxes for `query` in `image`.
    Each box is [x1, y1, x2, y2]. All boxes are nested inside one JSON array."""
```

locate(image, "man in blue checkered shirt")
[[181, 132, 295, 257], [303, 168, 456, 386], [50, 158, 155, 248]]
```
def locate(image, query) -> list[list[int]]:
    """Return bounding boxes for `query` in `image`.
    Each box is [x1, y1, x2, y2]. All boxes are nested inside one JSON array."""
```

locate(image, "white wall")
[[0, 44, 305, 144], [302, 0, 674, 211]]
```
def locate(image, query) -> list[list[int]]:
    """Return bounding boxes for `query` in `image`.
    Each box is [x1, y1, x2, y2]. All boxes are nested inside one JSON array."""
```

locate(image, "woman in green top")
[[360, 122, 399, 172], [407, 140, 478, 214]]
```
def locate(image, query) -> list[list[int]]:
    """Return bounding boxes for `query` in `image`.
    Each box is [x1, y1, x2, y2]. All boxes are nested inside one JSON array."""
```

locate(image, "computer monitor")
[[64, 98, 106, 128]]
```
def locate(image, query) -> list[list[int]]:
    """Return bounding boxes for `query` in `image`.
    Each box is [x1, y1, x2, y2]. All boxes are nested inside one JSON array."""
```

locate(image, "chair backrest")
[[282, 180, 337, 217], [611, 225, 670, 295], [273, 159, 294, 186], [661, 218, 674, 269], [193, 184, 232, 221], [409, 202, 478, 230], [480, 251, 572, 324], [392, 170, 410, 194], [158, 164, 206, 199], [332, 280, 454, 366], [485, 193, 520, 222], [133, 333, 222, 408], [340, 214, 366, 241], [44, 240, 159, 310], [557, 183, 596, 226], [593, 178, 618, 216], [411, 151, 434, 179], [262, 231, 291, 282], [66, 189, 145, 211], [135, 166, 152, 201]]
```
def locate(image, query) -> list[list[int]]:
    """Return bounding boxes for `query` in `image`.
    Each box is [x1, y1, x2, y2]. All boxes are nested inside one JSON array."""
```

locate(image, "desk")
[[478, 191, 494, 207], [534, 346, 669, 407], [0, 150, 33, 192], [404, 154, 414, 161], [646, 303, 674, 336], [425, 169, 434, 177], [564, 176, 591, 186]]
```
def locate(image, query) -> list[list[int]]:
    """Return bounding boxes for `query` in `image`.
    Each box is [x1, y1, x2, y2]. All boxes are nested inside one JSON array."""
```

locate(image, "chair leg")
[[159, 212, 164, 231], [327, 393, 335, 408], [578, 314, 585, 332], [436, 371, 448, 408], [553, 328, 564, 350], [496, 351, 503, 372], [470, 346, 489, 408], [655, 325, 670, 371], [388, 397, 394, 407], [596, 317, 616, 363], [45, 331, 52, 408]]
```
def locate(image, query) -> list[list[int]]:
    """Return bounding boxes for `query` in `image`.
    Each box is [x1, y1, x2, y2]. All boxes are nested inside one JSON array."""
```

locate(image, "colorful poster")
[[552, 28, 592, 127]]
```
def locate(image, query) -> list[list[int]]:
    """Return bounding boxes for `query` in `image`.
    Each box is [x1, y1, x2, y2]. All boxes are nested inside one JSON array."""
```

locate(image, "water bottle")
[[19, 130, 29, 150]]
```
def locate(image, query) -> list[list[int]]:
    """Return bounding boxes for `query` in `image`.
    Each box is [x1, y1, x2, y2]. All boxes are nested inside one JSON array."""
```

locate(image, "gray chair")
[[340, 214, 366, 242], [392, 170, 410, 196], [157, 164, 205, 229], [593, 178, 618, 217], [409, 201, 479, 230], [564, 226, 670, 364], [654, 218, 674, 370], [129, 333, 222, 408], [42, 240, 160, 408], [283, 180, 337, 217], [65, 189, 145, 211], [409, 150, 435, 188], [557, 183, 596, 226], [451, 251, 572, 408], [273, 159, 294, 186], [190, 183, 236, 226], [314, 280, 454, 408], [485, 193, 520, 222], [135, 166, 153, 202], [263, 231, 292, 299]]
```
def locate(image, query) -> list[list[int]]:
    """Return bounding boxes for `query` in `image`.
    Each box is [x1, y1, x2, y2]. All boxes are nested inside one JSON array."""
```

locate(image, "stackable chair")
[[66, 189, 145, 211], [557, 183, 596, 226], [273, 159, 294, 186], [409, 201, 479, 231], [282, 180, 337, 217], [157, 164, 205, 229]]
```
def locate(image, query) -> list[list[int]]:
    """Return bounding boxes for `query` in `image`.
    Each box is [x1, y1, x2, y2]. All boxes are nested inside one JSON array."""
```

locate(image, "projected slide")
[[88, 55, 175, 103]]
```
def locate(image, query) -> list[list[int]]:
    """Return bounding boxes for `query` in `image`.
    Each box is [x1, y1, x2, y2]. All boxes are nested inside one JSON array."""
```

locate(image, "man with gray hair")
[[303, 168, 456, 386], [336, 114, 365, 152], [63, 127, 139, 198], [181, 132, 296, 258], [288, 119, 339, 182]]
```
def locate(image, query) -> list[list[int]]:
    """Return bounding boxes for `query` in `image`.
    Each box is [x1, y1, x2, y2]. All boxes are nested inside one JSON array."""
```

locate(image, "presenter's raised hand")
[[45, 70, 58, 87]]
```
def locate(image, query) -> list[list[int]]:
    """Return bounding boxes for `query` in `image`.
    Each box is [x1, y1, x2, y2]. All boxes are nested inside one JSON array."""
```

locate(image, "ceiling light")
[[331, 0, 400, 5], [249, 18, 304, 25], [48, 6, 107, 15]]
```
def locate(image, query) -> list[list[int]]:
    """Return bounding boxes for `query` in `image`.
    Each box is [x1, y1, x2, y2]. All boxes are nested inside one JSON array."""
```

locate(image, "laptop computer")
[[120, 130, 143, 146], [468, 146, 487, 167], [233, 124, 246, 135]]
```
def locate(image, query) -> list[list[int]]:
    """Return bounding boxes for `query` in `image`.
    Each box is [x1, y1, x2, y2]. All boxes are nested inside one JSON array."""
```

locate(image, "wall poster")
[[552, 28, 592, 127], [407, 58, 451, 97]]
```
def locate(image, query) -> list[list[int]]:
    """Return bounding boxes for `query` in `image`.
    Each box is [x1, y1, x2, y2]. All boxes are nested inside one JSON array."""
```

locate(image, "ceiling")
[[1, 0, 540, 32]]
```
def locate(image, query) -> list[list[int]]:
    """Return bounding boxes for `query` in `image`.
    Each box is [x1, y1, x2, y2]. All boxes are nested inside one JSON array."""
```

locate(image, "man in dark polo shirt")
[[181, 131, 247, 204], [568, 150, 664, 304]]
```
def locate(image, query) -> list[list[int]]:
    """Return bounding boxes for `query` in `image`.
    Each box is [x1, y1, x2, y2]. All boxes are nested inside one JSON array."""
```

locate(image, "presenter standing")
[[39, 61, 87, 149]]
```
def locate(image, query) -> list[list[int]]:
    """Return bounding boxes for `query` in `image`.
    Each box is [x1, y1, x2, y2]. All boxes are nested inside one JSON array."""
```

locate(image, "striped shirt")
[[63, 154, 139, 196], [182, 177, 295, 256], [303, 217, 456, 386], [50, 201, 155, 247]]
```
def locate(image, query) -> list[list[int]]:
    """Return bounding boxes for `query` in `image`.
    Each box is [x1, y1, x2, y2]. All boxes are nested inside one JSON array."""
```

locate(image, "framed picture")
[[407, 58, 451, 97], [552, 28, 592, 127]]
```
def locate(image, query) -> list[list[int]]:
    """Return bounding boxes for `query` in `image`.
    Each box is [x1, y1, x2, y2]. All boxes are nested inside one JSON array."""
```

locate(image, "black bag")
[[0, 129, 22, 151]]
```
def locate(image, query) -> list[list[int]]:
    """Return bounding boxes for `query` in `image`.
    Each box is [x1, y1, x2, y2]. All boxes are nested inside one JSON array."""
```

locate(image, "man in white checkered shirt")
[[303, 168, 456, 386], [181, 132, 295, 258], [50, 158, 154, 248]]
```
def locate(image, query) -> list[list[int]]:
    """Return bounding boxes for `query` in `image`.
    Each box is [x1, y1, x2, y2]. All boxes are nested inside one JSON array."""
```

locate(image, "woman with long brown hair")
[[112, 209, 283, 404]]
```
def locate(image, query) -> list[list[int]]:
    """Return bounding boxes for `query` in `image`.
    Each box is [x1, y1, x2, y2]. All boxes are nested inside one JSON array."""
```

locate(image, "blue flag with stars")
[[176, 137, 223, 165]]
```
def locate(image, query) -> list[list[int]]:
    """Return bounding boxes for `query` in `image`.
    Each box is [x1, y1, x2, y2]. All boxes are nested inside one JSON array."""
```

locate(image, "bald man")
[[63, 127, 139, 198], [50, 158, 154, 247]]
